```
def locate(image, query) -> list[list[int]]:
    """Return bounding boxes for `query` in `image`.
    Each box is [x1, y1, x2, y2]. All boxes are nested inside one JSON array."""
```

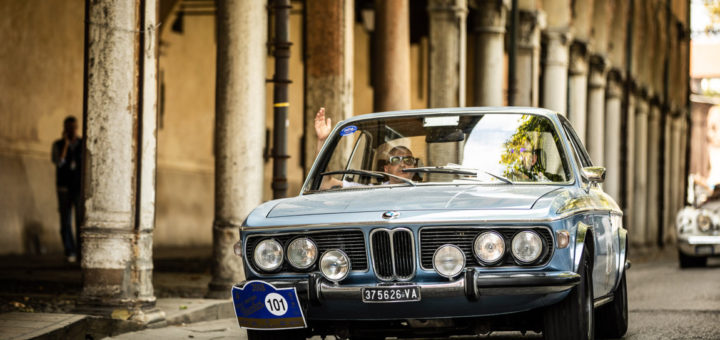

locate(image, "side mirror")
[[582, 166, 606, 184]]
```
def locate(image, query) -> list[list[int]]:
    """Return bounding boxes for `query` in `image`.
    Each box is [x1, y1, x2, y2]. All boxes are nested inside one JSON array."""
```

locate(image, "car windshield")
[[307, 113, 573, 192]]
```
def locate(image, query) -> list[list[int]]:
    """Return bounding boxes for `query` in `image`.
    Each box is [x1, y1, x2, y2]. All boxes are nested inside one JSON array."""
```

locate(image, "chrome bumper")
[[250, 270, 580, 305], [678, 235, 720, 256]]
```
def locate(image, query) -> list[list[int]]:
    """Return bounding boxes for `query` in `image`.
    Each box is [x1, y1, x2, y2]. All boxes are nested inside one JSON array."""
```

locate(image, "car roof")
[[339, 106, 559, 124]]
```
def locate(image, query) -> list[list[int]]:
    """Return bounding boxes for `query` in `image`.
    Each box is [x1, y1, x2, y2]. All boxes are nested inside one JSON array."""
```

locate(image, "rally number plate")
[[231, 281, 306, 330], [362, 286, 421, 303]]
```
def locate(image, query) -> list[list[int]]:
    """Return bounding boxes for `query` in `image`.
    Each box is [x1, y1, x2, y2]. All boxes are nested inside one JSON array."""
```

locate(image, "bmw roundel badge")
[[382, 211, 399, 219]]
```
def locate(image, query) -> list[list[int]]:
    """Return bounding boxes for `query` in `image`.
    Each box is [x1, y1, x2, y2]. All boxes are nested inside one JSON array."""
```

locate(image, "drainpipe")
[[620, 0, 634, 217], [272, 0, 292, 199], [508, 0, 518, 106]]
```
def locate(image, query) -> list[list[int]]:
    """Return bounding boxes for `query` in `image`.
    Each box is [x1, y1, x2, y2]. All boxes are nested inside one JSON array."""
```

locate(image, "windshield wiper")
[[402, 167, 512, 184], [480, 170, 512, 184], [320, 169, 416, 186]]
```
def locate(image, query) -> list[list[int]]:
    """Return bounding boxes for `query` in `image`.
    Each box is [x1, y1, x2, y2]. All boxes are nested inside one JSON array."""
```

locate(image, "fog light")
[[511, 231, 543, 264], [319, 249, 350, 282], [556, 230, 570, 249], [253, 239, 284, 271], [473, 231, 505, 264], [287, 238, 318, 269], [433, 245, 465, 278], [233, 240, 243, 256]]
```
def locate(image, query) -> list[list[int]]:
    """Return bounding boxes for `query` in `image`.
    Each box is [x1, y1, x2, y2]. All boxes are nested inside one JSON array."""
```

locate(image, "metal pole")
[[272, 0, 291, 199], [508, 0, 518, 106]]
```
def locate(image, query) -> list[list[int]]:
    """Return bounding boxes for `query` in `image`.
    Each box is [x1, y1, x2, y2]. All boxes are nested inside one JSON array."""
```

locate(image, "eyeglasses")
[[388, 156, 416, 166]]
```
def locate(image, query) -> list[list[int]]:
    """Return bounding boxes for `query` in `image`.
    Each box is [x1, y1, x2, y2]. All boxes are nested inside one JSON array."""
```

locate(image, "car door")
[[559, 115, 614, 298]]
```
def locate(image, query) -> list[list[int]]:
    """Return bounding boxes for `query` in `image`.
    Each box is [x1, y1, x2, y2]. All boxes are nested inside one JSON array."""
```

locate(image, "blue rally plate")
[[231, 281, 307, 330]]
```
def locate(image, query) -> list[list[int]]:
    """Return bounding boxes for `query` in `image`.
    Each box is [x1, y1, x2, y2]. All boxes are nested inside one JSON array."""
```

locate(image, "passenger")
[[314, 108, 415, 189]]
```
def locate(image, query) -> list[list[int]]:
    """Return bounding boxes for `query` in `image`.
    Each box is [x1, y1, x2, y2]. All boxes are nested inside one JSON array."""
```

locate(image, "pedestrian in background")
[[51, 116, 82, 263]]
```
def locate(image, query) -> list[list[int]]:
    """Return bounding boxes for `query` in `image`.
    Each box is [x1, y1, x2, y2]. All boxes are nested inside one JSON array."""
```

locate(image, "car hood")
[[266, 185, 561, 218]]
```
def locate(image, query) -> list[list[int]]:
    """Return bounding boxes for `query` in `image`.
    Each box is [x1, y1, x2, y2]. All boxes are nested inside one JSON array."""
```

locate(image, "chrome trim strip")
[[593, 294, 614, 308], [243, 229, 369, 278], [312, 270, 580, 301], [418, 225, 555, 271], [241, 208, 621, 232]]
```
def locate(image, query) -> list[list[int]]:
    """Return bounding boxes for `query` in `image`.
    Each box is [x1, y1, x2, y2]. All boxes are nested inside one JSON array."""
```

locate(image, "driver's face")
[[384, 149, 414, 183]]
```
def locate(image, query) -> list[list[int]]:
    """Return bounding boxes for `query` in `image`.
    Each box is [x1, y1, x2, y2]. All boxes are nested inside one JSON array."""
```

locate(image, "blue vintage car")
[[232, 107, 629, 340]]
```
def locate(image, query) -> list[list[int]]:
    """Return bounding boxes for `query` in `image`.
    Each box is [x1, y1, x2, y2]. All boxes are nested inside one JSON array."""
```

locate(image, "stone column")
[[80, 0, 164, 324], [542, 30, 570, 114], [515, 10, 544, 107], [207, 0, 267, 299], [429, 0, 467, 108], [646, 100, 661, 246], [587, 55, 608, 165], [373, 0, 411, 111], [631, 91, 649, 247], [470, 0, 506, 106], [603, 70, 622, 202], [428, 0, 467, 169], [567, 42, 588, 143], [304, 0, 354, 172]]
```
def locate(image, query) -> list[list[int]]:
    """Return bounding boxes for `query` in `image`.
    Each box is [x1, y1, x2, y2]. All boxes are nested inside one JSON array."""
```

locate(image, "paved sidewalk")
[[0, 312, 88, 340]]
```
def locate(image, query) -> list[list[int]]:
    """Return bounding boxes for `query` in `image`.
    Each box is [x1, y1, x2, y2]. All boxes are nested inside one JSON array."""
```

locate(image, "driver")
[[315, 108, 415, 189]]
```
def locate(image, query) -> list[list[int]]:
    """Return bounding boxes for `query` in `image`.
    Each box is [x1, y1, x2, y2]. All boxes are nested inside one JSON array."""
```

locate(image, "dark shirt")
[[52, 138, 83, 190]]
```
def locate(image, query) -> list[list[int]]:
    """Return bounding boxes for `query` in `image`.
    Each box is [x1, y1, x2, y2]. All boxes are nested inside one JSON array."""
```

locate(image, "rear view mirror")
[[425, 127, 465, 143]]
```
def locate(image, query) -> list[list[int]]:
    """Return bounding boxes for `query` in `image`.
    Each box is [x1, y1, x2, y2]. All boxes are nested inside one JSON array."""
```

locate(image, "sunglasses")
[[388, 156, 416, 166]]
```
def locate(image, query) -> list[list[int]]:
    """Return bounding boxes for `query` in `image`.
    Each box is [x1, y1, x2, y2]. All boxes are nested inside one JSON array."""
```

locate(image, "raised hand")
[[314, 107, 332, 142]]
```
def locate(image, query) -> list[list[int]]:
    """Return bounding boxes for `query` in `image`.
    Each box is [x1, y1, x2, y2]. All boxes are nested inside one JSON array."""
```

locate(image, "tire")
[[595, 273, 628, 338], [247, 329, 307, 340], [678, 250, 707, 268], [544, 247, 594, 340]]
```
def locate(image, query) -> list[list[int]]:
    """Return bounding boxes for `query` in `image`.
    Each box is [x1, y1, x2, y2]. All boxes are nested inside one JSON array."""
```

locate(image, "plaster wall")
[[0, 0, 84, 254], [0, 1, 426, 254]]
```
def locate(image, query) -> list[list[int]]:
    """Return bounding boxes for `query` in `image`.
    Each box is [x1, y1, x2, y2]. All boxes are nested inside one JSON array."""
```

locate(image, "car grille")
[[419, 227, 554, 269], [370, 228, 415, 281], [245, 230, 367, 273]]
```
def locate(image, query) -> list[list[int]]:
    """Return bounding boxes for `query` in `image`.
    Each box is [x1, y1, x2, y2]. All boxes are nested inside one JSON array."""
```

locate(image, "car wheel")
[[544, 247, 594, 340], [247, 329, 307, 340], [595, 272, 628, 338], [678, 250, 707, 268]]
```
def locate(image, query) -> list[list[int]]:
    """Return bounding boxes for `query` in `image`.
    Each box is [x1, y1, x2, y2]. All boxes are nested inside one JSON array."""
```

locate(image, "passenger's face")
[[384, 149, 414, 183]]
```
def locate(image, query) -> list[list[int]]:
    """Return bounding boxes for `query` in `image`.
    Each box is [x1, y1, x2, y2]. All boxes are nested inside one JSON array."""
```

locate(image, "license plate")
[[696, 245, 714, 255], [362, 286, 421, 303]]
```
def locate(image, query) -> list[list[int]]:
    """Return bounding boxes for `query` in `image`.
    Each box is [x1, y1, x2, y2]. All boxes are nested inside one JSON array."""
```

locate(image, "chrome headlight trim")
[[253, 238, 284, 272], [473, 231, 505, 265], [319, 249, 351, 282], [432, 244, 466, 278], [286, 237, 318, 270], [511, 230, 544, 264]]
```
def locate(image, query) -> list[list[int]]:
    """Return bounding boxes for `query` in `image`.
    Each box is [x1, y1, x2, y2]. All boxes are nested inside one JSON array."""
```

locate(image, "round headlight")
[[697, 214, 712, 232], [253, 239, 284, 271], [432, 245, 466, 278], [287, 238, 318, 269], [473, 231, 505, 264], [511, 231, 543, 264], [319, 249, 350, 282]]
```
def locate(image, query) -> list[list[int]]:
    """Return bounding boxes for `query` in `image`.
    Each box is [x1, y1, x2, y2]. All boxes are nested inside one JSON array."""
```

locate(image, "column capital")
[[542, 28, 572, 46], [518, 10, 545, 48], [588, 55, 610, 89], [470, 0, 507, 34], [569, 41, 589, 75], [606, 69, 624, 99], [429, 0, 469, 18]]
